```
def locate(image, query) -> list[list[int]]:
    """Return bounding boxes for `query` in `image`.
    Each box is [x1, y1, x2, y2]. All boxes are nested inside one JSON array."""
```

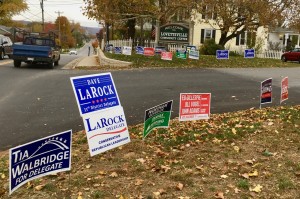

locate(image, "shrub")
[[200, 39, 224, 55]]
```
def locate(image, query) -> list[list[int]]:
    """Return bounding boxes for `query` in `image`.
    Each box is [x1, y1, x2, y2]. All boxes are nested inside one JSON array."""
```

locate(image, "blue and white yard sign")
[[82, 106, 130, 156], [122, 46, 132, 55], [216, 50, 229, 59], [70, 73, 121, 116], [114, 47, 122, 54], [244, 49, 255, 58], [9, 130, 72, 195], [136, 46, 144, 54]]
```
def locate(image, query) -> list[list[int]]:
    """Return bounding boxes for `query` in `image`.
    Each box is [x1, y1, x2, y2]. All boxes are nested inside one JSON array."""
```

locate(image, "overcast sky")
[[13, 0, 100, 27]]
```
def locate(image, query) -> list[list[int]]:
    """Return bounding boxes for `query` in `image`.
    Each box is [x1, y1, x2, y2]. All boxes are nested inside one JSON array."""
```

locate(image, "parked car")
[[69, 50, 77, 55], [0, 35, 13, 60], [281, 48, 300, 63]]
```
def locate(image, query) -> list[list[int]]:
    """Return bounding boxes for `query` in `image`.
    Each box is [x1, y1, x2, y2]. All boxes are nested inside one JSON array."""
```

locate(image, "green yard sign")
[[143, 100, 173, 139]]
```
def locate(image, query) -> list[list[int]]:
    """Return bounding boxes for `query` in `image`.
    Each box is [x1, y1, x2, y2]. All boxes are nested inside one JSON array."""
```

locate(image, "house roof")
[[270, 27, 298, 34]]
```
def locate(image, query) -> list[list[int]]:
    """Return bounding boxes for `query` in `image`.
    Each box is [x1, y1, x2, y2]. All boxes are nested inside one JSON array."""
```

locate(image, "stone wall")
[[98, 48, 132, 67]]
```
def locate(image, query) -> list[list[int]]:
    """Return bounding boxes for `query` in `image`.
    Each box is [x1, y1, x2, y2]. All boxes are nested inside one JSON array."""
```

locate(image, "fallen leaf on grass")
[[250, 184, 263, 193], [234, 188, 240, 193], [233, 146, 240, 152], [99, 170, 106, 175], [232, 128, 237, 134], [214, 191, 225, 199], [136, 158, 146, 164], [241, 173, 249, 179], [176, 183, 184, 191], [34, 184, 45, 191], [249, 170, 259, 177], [86, 164, 91, 169], [0, 173, 5, 179], [220, 175, 228, 179], [110, 172, 118, 178], [135, 179, 144, 186], [161, 165, 171, 173]]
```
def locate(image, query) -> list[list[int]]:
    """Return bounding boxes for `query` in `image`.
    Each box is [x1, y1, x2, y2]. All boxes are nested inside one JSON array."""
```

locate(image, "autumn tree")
[[196, 0, 300, 47], [0, 0, 27, 25], [55, 16, 74, 48]]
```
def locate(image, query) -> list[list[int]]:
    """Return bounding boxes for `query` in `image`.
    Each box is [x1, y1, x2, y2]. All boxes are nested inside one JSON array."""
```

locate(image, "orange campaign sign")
[[179, 93, 211, 121], [281, 77, 288, 103]]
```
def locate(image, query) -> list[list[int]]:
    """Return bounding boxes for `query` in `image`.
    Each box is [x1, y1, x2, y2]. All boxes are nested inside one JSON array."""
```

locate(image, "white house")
[[190, 11, 300, 53]]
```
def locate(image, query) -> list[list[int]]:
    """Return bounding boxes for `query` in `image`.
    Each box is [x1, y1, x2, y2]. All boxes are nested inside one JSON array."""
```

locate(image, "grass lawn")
[[104, 52, 299, 68], [1, 106, 300, 198]]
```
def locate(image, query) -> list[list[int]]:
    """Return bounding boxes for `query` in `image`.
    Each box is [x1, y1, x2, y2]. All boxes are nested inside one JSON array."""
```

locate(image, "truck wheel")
[[48, 61, 55, 69], [0, 50, 4, 60], [14, 60, 21, 68]]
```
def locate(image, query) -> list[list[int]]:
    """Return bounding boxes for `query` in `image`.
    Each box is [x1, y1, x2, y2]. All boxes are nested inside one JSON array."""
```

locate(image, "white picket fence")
[[256, 50, 283, 59], [101, 39, 156, 49]]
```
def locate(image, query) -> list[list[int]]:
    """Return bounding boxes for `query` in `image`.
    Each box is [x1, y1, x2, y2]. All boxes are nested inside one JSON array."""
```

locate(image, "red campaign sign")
[[144, 47, 155, 56], [161, 52, 173, 61], [179, 93, 211, 121], [281, 77, 288, 103]]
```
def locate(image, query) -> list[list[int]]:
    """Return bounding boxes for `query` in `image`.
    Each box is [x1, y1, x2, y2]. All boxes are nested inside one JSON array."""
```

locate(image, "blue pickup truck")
[[12, 37, 60, 68]]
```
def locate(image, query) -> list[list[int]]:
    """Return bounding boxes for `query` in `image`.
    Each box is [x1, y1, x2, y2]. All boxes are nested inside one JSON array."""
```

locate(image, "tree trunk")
[[127, 18, 136, 39]]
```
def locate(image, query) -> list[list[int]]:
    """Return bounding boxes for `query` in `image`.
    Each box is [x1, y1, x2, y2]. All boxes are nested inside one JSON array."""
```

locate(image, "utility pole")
[[40, 0, 44, 31], [55, 11, 63, 45]]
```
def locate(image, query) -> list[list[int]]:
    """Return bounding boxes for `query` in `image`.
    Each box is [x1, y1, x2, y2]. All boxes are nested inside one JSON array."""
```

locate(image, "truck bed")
[[12, 44, 51, 58]]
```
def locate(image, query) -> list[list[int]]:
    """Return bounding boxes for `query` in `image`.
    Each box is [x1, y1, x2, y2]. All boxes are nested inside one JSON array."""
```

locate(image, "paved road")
[[0, 57, 300, 150]]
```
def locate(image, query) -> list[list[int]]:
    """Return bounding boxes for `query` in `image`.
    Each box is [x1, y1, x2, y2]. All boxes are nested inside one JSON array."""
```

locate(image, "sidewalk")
[[76, 55, 99, 67]]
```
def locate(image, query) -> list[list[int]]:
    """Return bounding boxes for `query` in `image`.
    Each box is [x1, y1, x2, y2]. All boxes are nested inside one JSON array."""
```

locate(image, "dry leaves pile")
[[0, 106, 300, 198]]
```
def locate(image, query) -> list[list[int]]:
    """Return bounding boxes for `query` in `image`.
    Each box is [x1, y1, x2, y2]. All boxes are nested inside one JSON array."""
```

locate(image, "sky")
[[13, 0, 100, 28]]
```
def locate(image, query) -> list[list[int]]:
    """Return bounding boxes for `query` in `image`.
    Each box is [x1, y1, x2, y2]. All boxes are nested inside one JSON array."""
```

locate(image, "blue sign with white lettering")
[[114, 47, 122, 54], [9, 130, 72, 195], [70, 73, 121, 115], [216, 50, 229, 59], [244, 49, 255, 58], [136, 46, 144, 54]]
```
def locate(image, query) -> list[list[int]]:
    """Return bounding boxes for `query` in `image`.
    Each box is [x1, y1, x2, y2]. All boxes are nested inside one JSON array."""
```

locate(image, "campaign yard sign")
[[189, 50, 199, 60], [114, 47, 122, 54], [136, 46, 144, 55], [9, 130, 72, 194], [122, 46, 132, 55], [82, 106, 130, 156], [216, 50, 229, 59], [244, 49, 255, 58], [281, 77, 288, 103], [70, 73, 120, 116], [143, 100, 173, 138], [186, 45, 196, 54], [261, 78, 272, 105], [161, 52, 173, 61], [155, 46, 167, 54], [179, 93, 211, 121], [144, 47, 155, 56], [176, 49, 187, 59]]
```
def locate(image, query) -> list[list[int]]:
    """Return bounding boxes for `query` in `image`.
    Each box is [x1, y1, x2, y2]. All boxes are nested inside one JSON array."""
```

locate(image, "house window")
[[201, 29, 216, 44], [236, 32, 247, 46], [202, 6, 217, 20]]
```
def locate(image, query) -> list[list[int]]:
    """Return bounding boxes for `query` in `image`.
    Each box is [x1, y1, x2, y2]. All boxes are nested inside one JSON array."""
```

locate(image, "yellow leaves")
[[0, 173, 5, 179], [233, 146, 240, 152], [231, 128, 237, 134], [85, 164, 91, 169], [99, 170, 106, 176], [248, 170, 259, 177], [250, 184, 263, 193], [136, 158, 146, 164]]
